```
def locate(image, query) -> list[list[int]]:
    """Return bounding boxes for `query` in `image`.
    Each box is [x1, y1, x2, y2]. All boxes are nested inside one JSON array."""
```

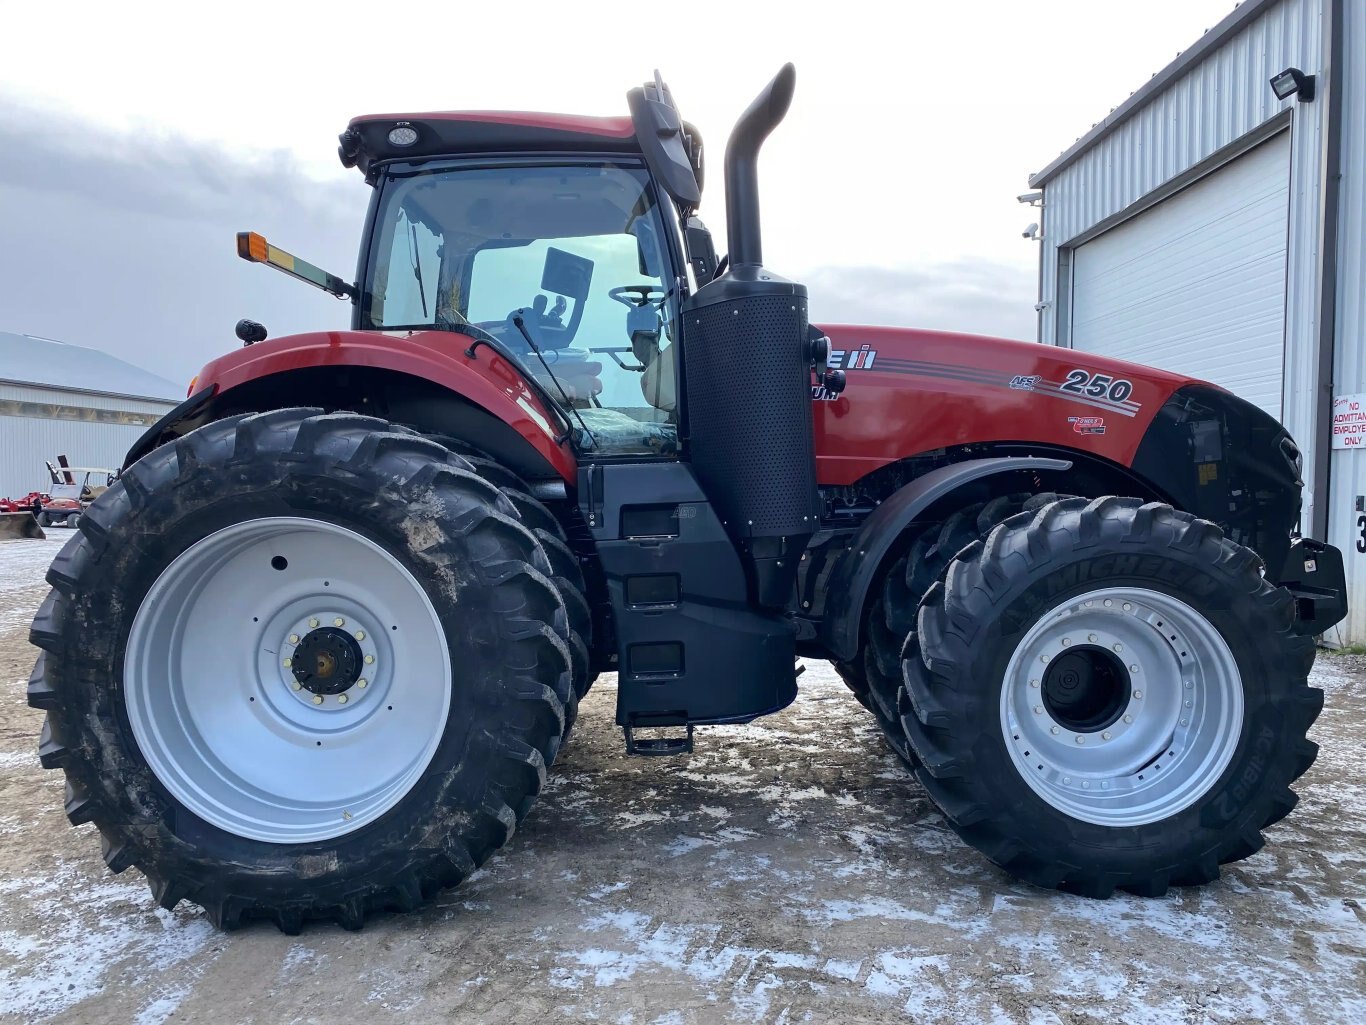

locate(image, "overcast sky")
[[0, 0, 1238, 387]]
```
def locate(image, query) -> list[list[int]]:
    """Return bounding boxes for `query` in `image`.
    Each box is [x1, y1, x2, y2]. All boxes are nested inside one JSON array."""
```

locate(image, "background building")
[[0, 330, 179, 498], [1029, 0, 1363, 643]]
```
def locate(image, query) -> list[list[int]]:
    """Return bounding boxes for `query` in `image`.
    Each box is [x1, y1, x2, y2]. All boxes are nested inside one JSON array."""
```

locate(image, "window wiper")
[[408, 223, 429, 319], [510, 313, 598, 450]]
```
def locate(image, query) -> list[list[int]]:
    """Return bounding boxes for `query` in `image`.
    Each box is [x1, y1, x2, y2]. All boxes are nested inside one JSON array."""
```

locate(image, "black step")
[[624, 722, 694, 757]]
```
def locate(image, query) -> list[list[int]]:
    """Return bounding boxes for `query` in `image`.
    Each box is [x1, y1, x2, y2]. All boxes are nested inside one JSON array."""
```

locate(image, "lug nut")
[[309, 618, 320, 628], [354, 630, 365, 641], [1064, 776, 1072, 784], [1130, 664, 1139, 673], [334, 617, 345, 627], [1075, 736, 1085, 745], [1104, 599, 1113, 607], [1040, 654, 1050, 664], [1031, 679, 1039, 688], [1180, 718, 1189, 726], [1033, 705, 1043, 715], [1101, 781, 1110, 790], [1123, 714, 1133, 724], [338, 694, 349, 704], [364, 654, 375, 665], [288, 634, 299, 644], [1082, 781, 1091, 789], [1061, 637, 1071, 647], [1085, 601, 1094, 608], [357, 678, 367, 688], [312, 695, 324, 705], [1050, 726, 1060, 735], [1185, 681, 1193, 689], [1133, 690, 1143, 699], [1088, 634, 1098, 642], [283, 658, 293, 668], [1112, 643, 1123, 653], [1102, 731, 1112, 740], [1122, 602, 1132, 611], [1184, 699, 1193, 708], [291, 682, 302, 691]]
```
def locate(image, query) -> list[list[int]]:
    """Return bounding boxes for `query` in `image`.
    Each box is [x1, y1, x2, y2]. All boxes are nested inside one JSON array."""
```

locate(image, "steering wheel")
[[609, 285, 667, 309]]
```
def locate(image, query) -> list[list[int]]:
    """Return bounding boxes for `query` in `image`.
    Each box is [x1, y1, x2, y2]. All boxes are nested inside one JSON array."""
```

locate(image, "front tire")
[[29, 409, 576, 931], [901, 497, 1321, 897]]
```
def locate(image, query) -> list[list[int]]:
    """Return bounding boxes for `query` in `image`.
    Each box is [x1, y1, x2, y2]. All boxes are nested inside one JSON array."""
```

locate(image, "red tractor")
[[29, 66, 1345, 932]]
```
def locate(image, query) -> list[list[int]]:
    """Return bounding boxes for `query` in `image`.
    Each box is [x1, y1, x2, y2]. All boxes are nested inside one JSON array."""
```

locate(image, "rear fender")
[[821, 456, 1071, 662], [126, 330, 577, 481]]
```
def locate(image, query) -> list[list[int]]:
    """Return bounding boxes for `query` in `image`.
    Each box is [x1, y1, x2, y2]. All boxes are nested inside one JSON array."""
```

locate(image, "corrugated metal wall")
[[0, 383, 175, 498], [1036, 0, 1331, 541], [1326, 0, 1366, 643], [0, 382, 178, 415]]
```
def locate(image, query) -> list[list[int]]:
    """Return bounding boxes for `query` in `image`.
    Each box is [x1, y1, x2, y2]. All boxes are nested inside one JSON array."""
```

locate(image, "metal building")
[[0, 331, 179, 499], [1028, 0, 1365, 642]]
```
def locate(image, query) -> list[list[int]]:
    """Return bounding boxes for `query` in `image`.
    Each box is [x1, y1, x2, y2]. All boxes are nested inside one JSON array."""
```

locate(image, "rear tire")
[[900, 496, 1320, 897], [29, 409, 577, 931], [424, 435, 596, 700]]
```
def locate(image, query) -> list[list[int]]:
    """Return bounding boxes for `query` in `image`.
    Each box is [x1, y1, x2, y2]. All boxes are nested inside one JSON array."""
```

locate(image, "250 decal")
[[1061, 369, 1133, 403]]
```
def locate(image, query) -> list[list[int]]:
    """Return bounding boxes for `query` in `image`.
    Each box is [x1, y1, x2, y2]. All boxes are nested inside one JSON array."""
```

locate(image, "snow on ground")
[[0, 536, 1363, 1024]]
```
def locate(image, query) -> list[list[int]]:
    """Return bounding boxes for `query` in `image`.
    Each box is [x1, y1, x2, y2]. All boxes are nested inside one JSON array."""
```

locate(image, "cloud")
[[801, 261, 1039, 343], [0, 102, 365, 385], [0, 102, 1039, 389]]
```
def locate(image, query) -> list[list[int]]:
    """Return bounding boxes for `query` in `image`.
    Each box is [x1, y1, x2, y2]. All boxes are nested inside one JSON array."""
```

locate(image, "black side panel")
[[580, 462, 797, 726], [1133, 384, 1302, 570], [681, 275, 820, 605]]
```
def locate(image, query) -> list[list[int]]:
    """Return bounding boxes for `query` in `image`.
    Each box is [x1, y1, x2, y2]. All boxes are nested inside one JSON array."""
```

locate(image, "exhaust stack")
[[681, 64, 819, 607], [724, 63, 796, 269]]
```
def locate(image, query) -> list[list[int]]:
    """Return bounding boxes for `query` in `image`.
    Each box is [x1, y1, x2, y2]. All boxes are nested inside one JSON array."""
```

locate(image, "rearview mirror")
[[541, 247, 594, 300]]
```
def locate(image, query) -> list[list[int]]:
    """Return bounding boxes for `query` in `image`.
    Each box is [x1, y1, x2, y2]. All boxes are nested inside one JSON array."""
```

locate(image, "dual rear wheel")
[[29, 409, 586, 931]]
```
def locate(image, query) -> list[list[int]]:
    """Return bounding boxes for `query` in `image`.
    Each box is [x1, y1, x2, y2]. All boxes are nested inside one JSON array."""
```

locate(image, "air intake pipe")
[[724, 62, 795, 268], [681, 64, 819, 608]]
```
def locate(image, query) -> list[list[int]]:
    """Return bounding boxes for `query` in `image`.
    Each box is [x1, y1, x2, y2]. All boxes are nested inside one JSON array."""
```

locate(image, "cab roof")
[[339, 111, 642, 180]]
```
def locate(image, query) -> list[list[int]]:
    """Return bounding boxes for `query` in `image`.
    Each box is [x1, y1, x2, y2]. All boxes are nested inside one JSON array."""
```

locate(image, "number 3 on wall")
[[1357, 515, 1366, 554]]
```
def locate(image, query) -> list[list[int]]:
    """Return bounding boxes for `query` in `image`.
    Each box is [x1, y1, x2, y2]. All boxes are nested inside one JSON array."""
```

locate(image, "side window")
[[469, 234, 678, 456]]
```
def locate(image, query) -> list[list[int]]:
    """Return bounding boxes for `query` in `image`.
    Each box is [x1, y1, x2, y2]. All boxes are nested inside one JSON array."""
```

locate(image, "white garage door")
[[1070, 131, 1290, 418]]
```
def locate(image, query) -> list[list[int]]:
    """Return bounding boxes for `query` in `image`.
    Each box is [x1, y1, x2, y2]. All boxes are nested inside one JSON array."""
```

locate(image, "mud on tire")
[[425, 435, 596, 702], [28, 409, 577, 932], [900, 496, 1321, 897]]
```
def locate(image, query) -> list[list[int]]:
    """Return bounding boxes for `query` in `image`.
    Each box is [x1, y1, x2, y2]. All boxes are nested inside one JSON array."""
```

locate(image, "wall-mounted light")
[[1270, 67, 1315, 102]]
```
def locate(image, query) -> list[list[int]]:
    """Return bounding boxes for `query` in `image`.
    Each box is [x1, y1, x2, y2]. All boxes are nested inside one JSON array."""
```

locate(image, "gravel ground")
[[1, 534, 1364, 1025]]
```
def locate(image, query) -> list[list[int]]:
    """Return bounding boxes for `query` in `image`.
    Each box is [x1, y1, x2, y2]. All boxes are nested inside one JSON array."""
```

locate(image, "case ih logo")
[[1068, 416, 1106, 435], [828, 345, 877, 370]]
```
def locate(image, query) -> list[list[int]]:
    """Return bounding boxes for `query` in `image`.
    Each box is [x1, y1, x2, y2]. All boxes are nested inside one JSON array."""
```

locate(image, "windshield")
[[362, 163, 680, 456]]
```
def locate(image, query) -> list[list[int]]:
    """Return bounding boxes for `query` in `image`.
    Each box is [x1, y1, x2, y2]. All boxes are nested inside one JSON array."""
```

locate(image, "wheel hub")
[[1041, 646, 1130, 733], [290, 627, 363, 695]]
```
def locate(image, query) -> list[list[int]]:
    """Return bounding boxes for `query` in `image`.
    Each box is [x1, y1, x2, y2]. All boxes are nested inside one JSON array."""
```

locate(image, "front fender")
[[820, 455, 1072, 662]]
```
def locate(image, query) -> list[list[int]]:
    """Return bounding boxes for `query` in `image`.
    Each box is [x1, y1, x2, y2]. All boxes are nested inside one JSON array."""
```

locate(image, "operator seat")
[[640, 344, 676, 413]]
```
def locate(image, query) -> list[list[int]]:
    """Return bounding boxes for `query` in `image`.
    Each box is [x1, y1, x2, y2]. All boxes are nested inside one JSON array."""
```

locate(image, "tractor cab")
[[332, 76, 730, 461], [354, 152, 685, 457]]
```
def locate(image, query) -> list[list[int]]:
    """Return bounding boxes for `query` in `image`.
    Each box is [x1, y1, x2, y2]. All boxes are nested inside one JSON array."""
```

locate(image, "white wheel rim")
[[1000, 586, 1244, 826], [125, 517, 451, 844]]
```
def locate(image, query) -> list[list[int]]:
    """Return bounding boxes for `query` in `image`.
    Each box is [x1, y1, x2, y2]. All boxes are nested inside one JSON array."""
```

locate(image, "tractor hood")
[[810, 324, 1201, 487]]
